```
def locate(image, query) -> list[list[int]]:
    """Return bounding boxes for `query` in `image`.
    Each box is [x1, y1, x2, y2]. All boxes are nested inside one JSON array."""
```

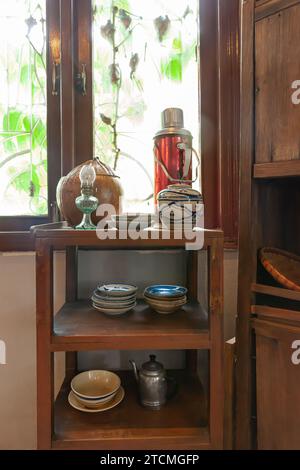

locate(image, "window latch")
[[52, 62, 60, 96], [75, 64, 87, 96]]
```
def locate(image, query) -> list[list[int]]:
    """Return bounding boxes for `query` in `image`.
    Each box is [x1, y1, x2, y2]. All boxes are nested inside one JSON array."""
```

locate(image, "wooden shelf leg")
[[65, 247, 78, 380], [186, 250, 199, 375], [36, 240, 54, 449], [208, 238, 224, 449]]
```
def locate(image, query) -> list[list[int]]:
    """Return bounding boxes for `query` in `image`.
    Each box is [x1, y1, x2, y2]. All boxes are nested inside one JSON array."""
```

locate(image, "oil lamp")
[[75, 164, 99, 230]]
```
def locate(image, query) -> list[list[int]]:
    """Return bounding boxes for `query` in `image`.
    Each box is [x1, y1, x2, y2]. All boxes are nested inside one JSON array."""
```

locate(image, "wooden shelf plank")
[[52, 300, 209, 351], [252, 283, 300, 301], [32, 224, 222, 250], [252, 318, 300, 340], [251, 304, 300, 323], [255, 0, 300, 21], [53, 371, 210, 450], [253, 160, 300, 178]]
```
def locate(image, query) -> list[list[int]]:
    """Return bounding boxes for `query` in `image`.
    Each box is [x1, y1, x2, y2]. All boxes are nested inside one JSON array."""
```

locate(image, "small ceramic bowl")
[[145, 296, 187, 307], [71, 370, 121, 400], [144, 285, 188, 300], [75, 391, 118, 409], [145, 296, 187, 315]]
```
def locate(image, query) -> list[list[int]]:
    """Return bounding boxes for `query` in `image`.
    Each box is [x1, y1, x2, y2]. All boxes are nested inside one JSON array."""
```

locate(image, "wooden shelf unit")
[[34, 223, 224, 450]]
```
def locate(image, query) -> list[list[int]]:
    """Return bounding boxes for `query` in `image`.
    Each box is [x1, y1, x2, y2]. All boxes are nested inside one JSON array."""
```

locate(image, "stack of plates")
[[158, 184, 204, 229], [91, 283, 138, 316], [69, 370, 124, 413], [144, 285, 188, 315], [110, 213, 152, 230]]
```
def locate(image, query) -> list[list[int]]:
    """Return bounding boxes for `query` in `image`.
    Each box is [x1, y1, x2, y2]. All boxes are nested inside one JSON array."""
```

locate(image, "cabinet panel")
[[254, 320, 300, 449], [255, 4, 300, 163]]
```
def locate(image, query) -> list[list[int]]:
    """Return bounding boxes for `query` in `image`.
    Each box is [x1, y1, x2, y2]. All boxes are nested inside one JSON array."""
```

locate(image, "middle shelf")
[[52, 300, 209, 351]]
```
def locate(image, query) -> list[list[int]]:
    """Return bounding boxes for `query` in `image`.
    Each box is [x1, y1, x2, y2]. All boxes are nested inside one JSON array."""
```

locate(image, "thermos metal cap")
[[162, 108, 184, 129]]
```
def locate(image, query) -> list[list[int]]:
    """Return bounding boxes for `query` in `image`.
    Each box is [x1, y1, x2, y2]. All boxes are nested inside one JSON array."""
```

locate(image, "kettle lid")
[[142, 355, 164, 375]]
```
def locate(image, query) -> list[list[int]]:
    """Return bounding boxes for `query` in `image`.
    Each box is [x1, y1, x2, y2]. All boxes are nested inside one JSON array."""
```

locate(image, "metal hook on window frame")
[[75, 63, 87, 96], [52, 62, 60, 96]]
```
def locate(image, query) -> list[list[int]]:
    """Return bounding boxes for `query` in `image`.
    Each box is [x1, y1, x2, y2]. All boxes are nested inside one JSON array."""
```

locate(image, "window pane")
[[0, 0, 47, 216], [93, 0, 199, 213]]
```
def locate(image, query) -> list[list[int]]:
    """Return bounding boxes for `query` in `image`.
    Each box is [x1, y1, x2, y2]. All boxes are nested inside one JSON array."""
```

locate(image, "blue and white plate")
[[97, 284, 138, 297], [144, 285, 187, 300]]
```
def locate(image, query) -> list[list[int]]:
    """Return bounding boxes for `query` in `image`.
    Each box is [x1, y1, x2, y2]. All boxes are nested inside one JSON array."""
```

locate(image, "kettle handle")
[[166, 375, 178, 401]]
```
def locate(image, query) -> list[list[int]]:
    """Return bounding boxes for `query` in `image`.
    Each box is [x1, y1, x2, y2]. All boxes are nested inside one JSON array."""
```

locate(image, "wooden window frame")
[[0, 0, 241, 251], [0, 0, 61, 233], [200, 0, 240, 249]]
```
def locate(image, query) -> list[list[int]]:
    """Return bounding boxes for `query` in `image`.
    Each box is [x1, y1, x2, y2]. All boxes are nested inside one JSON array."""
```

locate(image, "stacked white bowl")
[[70, 370, 121, 410]]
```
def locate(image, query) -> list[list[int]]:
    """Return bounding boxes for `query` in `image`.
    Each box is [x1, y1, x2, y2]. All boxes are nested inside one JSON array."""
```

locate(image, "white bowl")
[[71, 370, 121, 400], [75, 391, 118, 409]]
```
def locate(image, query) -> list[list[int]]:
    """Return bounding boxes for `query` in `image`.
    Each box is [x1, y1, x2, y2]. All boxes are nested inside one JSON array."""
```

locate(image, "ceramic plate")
[[68, 387, 125, 413], [91, 295, 136, 308], [111, 214, 151, 228], [93, 291, 137, 302], [97, 284, 138, 297], [144, 285, 187, 299], [92, 303, 136, 315]]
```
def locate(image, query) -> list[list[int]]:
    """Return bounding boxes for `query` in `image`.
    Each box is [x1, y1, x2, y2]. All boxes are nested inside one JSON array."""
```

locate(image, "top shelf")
[[31, 222, 223, 250], [253, 160, 300, 179]]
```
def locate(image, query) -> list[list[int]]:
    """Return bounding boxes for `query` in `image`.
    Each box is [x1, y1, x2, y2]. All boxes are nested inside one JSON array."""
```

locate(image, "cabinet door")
[[254, 319, 300, 449], [255, 3, 300, 163]]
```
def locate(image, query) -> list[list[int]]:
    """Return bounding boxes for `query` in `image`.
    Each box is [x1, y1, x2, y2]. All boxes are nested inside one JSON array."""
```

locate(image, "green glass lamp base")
[[75, 193, 98, 230], [76, 213, 97, 230]]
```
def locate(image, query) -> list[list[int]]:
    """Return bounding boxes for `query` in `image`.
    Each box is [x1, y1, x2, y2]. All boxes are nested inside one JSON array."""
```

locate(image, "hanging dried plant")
[[183, 6, 192, 19], [100, 113, 112, 126], [154, 15, 170, 42], [29, 180, 35, 197], [129, 53, 139, 79], [109, 64, 120, 85], [101, 20, 115, 43], [25, 15, 37, 35], [119, 9, 132, 30]]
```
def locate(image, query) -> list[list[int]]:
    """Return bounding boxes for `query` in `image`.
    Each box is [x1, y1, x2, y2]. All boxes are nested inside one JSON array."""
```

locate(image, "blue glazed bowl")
[[144, 285, 187, 300]]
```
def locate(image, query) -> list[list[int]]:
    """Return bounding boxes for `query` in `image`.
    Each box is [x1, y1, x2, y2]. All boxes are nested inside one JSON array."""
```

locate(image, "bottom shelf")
[[53, 370, 209, 450]]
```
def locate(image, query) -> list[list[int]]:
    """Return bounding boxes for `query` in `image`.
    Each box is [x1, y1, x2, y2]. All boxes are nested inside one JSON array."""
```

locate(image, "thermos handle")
[[177, 143, 191, 179], [153, 143, 200, 184]]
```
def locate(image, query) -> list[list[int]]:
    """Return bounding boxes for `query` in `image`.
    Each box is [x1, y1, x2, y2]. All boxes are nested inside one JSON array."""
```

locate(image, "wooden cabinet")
[[254, 0, 300, 178], [255, 3, 300, 164], [254, 318, 300, 449], [34, 224, 224, 450], [236, 0, 300, 449]]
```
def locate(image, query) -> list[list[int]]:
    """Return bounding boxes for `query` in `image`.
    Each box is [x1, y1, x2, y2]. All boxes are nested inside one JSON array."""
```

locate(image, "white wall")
[[0, 249, 237, 449]]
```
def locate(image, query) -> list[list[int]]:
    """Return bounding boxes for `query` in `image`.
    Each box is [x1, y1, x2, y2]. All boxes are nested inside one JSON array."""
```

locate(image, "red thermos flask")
[[154, 108, 197, 203]]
